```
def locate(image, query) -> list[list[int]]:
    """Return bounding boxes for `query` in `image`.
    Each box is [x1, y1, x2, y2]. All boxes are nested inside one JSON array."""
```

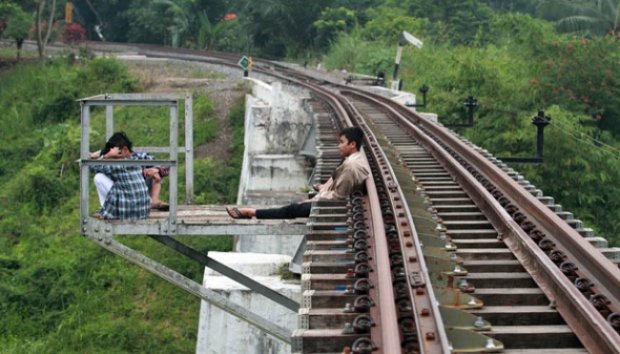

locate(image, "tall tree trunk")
[[16, 39, 24, 61], [35, 0, 57, 58], [36, 1, 43, 57]]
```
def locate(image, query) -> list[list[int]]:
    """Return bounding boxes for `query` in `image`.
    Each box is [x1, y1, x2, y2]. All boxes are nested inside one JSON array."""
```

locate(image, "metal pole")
[[532, 110, 551, 159], [149, 235, 300, 311], [184, 95, 194, 204], [169, 105, 178, 228], [105, 105, 113, 140], [87, 234, 293, 343], [80, 102, 90, 228], [392, 45, 403, 81]]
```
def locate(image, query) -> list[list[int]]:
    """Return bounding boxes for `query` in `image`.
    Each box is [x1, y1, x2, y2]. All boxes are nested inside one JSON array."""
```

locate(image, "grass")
[[0, 47, 38, 60], [0, 51, 244, 353]]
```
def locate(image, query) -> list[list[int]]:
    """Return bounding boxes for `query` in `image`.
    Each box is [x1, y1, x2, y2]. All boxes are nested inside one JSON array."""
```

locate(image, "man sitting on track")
[[226, 126, 369, 219]]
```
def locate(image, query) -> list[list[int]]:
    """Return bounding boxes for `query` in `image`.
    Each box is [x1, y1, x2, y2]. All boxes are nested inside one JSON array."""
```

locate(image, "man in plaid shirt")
[[90, 132, 168, 220]]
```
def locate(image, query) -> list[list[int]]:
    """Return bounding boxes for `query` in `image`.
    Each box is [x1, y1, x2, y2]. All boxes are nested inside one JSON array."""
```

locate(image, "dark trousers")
[[255, 202, 312, 219]]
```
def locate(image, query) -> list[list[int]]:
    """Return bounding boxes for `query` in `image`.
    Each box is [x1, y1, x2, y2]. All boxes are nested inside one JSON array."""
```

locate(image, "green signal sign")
[[238, 56, 250, 70]]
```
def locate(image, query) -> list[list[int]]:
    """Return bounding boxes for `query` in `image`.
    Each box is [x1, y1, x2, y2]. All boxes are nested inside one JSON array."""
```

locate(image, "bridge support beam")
[[83, 233, 293, 344]]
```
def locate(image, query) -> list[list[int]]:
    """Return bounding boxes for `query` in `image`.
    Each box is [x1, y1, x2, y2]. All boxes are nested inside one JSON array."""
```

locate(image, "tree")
[[537, 0, 620, 36], [152, 0, 190, 48], [196, 11, 243, 51], [387, 0, 496, 45], [533, 36, 620, 135], [35, 0, 58, 58], [313, 7, 356, 49], [0, 2, 20, 38], [4, 6, 32, 61]]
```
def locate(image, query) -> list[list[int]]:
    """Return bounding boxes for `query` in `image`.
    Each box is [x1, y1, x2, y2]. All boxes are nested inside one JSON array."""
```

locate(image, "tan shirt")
[[314, 151, 370, 201]]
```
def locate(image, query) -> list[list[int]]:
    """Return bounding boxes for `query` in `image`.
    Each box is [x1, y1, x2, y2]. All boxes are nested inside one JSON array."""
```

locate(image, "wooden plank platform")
[[84, 205, 308, 236]]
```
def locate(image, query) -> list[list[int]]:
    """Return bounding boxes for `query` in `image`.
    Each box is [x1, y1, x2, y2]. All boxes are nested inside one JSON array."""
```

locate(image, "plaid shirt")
[[91, 153, 152, 220]]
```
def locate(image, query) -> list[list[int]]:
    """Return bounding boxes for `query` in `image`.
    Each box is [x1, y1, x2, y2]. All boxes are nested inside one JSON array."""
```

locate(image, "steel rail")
[[305, 84, 404, 353], [341, 88, 620, 353], [363, 155, 402, 354], [295, 78, 450, 352], [339, 97, 450, 353]]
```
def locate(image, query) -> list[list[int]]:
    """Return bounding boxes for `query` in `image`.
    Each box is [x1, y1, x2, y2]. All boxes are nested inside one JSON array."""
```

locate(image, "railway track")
[[348, 96, 587, 353], [63, 41, 620, 353]]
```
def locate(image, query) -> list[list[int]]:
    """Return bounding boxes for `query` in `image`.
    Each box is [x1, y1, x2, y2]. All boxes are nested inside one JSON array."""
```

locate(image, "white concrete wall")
[[198, 77, 313, 354], [235, 78, 312, 255], [196, 252, 300, 354]]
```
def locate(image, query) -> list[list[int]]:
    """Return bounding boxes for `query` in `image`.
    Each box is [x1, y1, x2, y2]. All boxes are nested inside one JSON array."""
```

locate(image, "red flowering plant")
[[64, 22, 86, 43]]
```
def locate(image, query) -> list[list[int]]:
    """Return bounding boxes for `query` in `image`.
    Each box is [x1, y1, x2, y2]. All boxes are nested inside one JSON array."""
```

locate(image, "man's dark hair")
[[340, 126, 364, 150], [102, 131, 133, 154]]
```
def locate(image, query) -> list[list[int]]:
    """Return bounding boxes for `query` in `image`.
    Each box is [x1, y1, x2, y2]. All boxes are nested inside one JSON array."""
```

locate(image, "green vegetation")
[[0, 56, 242, 353], [322, 9, 620, 245]]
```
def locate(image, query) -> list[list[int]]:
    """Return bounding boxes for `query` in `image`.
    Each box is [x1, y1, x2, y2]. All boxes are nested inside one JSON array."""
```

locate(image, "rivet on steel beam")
[[409, 256, 417, 262], [406, 241, 413, 247], [82, 218, 88, 224], [105, 227, 111, 233], [421, 308, 430, 316], [341, 322, 355, 335], [82, 228, 87, 233], [444, 241, 457, 251], [474, 316, 485, 329], [458, 279, 469, 289], [346, 268, 355, 278], [345, 285, 355, 295], [425, 332, 435, 340], [453, 264, 465, 274], [94, 227, 99, 233], [485, 339, 497, 349]]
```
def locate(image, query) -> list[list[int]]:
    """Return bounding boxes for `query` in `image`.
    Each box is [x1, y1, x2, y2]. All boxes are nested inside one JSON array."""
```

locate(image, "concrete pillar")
[[196, 252, 300, 354]]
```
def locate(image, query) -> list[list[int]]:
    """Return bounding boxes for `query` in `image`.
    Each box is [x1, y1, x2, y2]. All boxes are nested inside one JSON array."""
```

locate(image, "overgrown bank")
[[0, 55, 242, 353], [322, 12, 620, 246]]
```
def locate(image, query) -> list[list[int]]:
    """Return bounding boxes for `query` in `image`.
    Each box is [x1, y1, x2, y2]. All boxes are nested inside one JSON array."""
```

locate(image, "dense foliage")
[[321, 9, 620, 245], [0, 56, 242, 352]]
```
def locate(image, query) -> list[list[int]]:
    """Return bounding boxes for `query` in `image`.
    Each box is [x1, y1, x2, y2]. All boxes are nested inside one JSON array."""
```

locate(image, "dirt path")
[[125, 60, 245, 160]]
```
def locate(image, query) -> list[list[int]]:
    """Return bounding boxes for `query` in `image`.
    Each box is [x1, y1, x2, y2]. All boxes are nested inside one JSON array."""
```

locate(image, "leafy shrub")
[[63, 22, 86, 43], [77, 58, 138, 92], [193, 94, 218, 144], [32, 90, 79, 124]]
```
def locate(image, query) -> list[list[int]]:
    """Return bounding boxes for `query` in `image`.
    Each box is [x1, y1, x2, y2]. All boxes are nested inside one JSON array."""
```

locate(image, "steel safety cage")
[[79, 93, 193, 236]]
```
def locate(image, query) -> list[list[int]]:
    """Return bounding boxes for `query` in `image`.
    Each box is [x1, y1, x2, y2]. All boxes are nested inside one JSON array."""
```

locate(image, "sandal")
[[152, 202, 170, 211], [226, 207, 250, 219]]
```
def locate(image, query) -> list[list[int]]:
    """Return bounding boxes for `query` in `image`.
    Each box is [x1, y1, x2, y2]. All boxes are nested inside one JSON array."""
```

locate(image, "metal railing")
[[79, 93, 193, 236]]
